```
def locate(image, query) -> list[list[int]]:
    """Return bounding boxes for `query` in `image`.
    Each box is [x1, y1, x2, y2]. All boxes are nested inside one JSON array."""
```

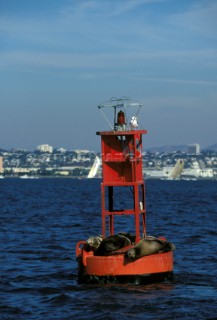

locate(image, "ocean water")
[[0, 178, 216, 320]]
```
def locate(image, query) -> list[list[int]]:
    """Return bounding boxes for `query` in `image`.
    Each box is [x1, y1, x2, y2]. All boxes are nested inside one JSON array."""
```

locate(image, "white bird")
[[130, 116, 138, 129]]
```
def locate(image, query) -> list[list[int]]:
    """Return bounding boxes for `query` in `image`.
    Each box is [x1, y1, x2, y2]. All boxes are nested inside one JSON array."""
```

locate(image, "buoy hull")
[[85, 252, 173, 276], [78, 271, 173, 285], [76, 243, 173, 284]]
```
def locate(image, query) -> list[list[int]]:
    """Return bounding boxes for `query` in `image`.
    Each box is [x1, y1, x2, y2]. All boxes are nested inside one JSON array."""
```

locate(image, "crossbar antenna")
[[98, 106, 114, 130]]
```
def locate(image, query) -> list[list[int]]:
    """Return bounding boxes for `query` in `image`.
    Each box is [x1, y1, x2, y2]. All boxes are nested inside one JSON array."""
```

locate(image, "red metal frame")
[[97, 130, 147, 243], [76, 125, 174, 282]]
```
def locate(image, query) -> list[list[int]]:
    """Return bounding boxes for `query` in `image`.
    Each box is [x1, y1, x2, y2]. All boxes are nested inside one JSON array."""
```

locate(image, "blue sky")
[[0, 0, 217, 151]]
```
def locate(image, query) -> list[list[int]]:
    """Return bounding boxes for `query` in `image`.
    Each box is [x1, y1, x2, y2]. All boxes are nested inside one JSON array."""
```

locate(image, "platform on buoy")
[[76, 98, 175, 284]]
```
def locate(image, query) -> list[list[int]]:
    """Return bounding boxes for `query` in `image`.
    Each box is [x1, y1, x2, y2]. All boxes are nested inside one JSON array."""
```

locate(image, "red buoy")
[[76, 98, 174, 284]]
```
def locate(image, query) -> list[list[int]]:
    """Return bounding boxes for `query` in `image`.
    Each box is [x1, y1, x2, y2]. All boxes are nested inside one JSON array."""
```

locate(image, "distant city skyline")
[[1, 0, 217, 151], [1, 141, 217, 153]]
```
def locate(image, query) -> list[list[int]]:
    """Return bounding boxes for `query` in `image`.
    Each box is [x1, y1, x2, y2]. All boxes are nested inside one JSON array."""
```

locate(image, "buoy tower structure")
[[76, 98, 174, 284]]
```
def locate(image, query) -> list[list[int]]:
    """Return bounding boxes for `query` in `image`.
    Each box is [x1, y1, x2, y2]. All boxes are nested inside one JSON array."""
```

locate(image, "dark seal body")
[[95, 234, 131, 256], [125, 238, 176, 260]]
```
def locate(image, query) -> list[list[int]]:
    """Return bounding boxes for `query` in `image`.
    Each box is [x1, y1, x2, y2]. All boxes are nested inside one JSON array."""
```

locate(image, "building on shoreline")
[[36, 144, 53, 153], [0, 156, 3, 173], [0, 145, 217, 179], [188, 144, 200, 154]]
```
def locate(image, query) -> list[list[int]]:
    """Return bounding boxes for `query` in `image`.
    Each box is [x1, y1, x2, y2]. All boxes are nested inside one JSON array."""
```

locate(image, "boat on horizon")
[[20, 175, 39, 179], [87, 155, 101, 178]]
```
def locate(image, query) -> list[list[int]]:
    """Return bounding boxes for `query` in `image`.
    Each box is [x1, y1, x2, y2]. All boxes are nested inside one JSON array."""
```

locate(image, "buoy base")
[[76, 242, 174, 285], [78, 271, 173, 285]]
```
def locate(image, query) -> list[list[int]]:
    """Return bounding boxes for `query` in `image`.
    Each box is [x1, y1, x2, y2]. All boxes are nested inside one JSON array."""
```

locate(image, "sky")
[[0, 0, 217, 151]]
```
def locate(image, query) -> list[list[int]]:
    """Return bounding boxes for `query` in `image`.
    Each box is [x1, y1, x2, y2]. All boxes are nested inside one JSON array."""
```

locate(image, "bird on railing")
[[130, 116, 138, 129]]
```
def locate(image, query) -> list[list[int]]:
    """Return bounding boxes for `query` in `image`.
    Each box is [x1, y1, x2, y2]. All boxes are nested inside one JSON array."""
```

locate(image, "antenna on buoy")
[[98, 97, 142, 131]]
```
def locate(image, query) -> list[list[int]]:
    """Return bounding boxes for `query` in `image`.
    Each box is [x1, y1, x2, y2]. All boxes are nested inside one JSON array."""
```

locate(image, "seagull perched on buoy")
[[130, 116, 138, 129]]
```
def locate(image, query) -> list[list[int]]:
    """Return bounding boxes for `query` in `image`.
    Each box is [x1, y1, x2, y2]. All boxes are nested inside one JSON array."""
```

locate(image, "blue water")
[[0, 178, 217, 319]]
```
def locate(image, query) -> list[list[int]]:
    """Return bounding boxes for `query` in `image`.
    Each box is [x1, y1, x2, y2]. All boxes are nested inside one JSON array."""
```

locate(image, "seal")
[[95, 234, 132, 256], [125, 237, 176, 260], [83, 235, 103, 252], [118, 232, 136, 244]]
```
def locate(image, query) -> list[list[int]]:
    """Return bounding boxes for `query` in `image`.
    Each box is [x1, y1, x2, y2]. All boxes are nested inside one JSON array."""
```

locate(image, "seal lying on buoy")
[[125, 237, 176, 260], [83, 235, 103, 252], [118, 232, 136, 244], [95, 234, 131, 256]]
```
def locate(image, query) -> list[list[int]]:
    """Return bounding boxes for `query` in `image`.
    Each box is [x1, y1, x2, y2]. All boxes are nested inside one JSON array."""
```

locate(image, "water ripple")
[[0, 179, 217, 319]]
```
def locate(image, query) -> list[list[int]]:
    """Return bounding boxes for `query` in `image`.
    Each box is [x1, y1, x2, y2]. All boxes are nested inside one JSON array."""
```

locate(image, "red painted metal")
[[76, 101, 174, 283], [97, 130, 147, 242], [84, 252, 173, 276]]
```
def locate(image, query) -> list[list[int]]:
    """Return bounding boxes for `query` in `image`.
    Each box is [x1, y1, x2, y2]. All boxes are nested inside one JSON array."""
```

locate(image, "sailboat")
[[87, 155, 101, 178], [170, 159, 184, 179], [146, 159, 184, 180]]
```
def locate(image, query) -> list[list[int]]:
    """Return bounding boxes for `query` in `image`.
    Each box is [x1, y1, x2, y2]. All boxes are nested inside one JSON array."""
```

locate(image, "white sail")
[[87, 156, 101, 178], [170, 159, 184, 179]]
